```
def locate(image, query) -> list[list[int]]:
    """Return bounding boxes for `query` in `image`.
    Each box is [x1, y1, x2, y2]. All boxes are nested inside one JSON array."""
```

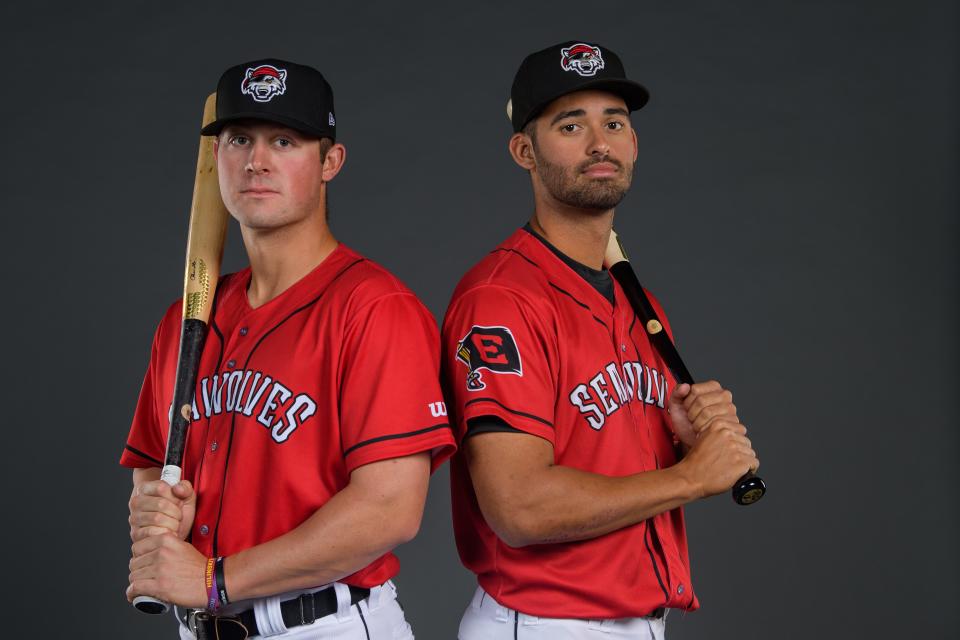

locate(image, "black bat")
[[604, 229, 766, 505]]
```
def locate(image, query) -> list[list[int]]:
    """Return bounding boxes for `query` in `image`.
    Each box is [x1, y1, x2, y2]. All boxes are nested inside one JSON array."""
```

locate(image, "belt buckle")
[[186, 610, 208, 637], [186, 610, 249, 640]]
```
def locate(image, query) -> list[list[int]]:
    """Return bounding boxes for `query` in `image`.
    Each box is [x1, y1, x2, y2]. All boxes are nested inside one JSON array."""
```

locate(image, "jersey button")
[[621, 344, 626, 352], [227, 359, 236, 368], [199, 524, 209, 536], [677, 584, 685, 595], [239, 327, 248, 336], [211, 441, 218, 452]]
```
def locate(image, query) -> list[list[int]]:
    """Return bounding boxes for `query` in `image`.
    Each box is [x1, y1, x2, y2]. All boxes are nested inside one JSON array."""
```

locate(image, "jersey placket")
[[611, 300, 659, 473], [611, 290, 684, 607], [192, 311, 257, 557]]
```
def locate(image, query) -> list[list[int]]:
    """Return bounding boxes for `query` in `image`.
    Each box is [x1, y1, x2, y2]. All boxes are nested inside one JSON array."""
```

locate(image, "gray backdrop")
[[1, 1, 956, 638]]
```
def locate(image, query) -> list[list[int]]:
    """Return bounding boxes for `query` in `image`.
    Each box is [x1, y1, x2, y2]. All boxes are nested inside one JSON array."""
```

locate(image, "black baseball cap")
[[508, 41, 649, 132], [200, 58, 337, 140]]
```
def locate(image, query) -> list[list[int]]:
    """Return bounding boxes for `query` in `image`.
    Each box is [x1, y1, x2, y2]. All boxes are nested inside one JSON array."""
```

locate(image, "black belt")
[[647, 607, 666, 619], [178, 585, 370, 640]]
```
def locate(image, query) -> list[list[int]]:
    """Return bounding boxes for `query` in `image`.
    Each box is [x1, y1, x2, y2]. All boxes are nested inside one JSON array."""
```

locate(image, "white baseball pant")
[[176, 580, 413, 639], [458, 586, 666, 640]]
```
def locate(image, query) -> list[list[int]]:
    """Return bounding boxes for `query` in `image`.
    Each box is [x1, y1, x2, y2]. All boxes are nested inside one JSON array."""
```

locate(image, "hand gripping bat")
[[133, 93, 229, 614], [604, 229, 766, 506]]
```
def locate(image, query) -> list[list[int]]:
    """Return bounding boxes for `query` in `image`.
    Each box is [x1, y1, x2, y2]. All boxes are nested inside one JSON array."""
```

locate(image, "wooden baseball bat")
[[603, 229, 766, 506], [133, 93, 229, 614]]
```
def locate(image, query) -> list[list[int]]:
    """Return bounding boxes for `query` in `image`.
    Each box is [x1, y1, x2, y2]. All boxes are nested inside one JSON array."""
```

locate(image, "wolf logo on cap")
[[241, 64, 288, 102], [560, 43, 605, 77]]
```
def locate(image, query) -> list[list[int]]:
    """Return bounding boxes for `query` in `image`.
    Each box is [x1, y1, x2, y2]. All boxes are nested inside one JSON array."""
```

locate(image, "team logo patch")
[[560, 43, 605, 77], [456, 326, 522, 391], [241, 64, 287, 102]]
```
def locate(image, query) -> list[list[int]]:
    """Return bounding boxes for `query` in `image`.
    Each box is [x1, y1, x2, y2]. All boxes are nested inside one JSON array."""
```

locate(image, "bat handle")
[[732, 470, 766, 505], [132, 465, 182, 614]]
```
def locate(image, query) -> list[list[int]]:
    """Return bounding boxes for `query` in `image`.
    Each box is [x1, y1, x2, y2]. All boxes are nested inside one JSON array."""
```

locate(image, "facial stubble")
[[536, 153, 634, 212]]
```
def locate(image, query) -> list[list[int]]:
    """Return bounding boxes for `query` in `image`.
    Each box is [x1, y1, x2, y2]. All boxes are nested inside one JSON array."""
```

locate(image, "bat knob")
[[133, 595, 169, 614], [732, 471, 766, 505]]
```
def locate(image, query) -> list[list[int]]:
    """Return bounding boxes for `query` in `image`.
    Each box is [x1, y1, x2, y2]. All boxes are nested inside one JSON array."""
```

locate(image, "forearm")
[[224, 456, 428, 600], [490, 462, 700, 547]]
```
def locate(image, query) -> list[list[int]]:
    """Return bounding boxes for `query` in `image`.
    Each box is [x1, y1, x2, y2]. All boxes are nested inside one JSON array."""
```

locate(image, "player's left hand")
[[667, 380, 739, 447], [126, 533, 208, 608]]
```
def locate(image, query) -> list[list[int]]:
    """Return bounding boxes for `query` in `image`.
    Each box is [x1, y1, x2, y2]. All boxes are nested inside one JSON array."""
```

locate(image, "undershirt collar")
[[522, 223, 615, 305]]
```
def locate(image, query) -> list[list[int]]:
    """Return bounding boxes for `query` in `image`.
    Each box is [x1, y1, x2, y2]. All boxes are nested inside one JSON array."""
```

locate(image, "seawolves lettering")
[[168, 369, 317, 444], [568, 360, 668, 430]]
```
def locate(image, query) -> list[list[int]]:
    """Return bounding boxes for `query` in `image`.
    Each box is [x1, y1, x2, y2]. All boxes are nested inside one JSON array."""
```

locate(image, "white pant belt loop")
[[253, 593, 288, 637], [368, 583, 383, 610], [334, 582, 354, 621]]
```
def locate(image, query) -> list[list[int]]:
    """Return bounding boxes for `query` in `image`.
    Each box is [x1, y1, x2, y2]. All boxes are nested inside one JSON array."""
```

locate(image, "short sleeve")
[[338, 293, 456, 473], [120, 318, 169, 468], [441, 285, 558, 446]]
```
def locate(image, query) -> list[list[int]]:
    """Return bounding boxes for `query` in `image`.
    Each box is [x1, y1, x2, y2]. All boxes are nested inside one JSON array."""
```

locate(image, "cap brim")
[[519, 78, 650, 131], [200, 112, 334, 140]]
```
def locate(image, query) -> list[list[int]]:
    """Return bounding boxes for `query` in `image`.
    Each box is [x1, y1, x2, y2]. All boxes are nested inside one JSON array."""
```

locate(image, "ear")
[[630, 125, 638, 163], [321, 142, 347, 182], [212, 136, 219, 160], [508, 132, 536, 171]]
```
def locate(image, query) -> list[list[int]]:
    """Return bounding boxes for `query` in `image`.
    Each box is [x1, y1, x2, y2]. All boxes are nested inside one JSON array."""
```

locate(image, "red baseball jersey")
[[441, 227, 698, 618], [121, 243, 456, 587]]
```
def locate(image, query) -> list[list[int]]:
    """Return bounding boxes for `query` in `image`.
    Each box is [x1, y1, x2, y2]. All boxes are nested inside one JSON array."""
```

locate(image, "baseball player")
[[121, 58, 456, 639], [440, 41, 759, 639]]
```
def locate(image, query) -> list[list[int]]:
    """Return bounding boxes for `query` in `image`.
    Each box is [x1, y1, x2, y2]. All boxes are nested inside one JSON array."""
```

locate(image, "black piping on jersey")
[[648, 517, 674, 603], [124, 444, 162, 466], [211, 258, 365, 557], [489, 247, 611, 332], [643, 520, 670, 605], [522, 223, 615, 305], [356, 603, 371, 640], [463, 397, 553, 428], [343, 422, 450, 457], [547, 282, 610, 331]]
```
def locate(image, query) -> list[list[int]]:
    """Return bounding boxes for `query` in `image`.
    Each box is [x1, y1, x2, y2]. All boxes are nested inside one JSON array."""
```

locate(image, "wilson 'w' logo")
[[428, 402, 447, 418]]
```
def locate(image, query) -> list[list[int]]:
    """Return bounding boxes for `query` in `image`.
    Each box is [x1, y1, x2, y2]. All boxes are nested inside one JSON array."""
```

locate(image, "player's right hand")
[[128, 480, 197, 544], [678, 419, 759, 498]]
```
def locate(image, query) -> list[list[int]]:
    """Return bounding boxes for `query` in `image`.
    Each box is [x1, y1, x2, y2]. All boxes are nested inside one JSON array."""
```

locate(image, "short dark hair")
[[522, 119, 539, 151], [319, 137, 333, 161]]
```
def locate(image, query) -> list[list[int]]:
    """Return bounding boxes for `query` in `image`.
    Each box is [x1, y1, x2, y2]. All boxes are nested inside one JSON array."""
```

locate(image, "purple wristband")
[[207, 570, 221, 612]]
